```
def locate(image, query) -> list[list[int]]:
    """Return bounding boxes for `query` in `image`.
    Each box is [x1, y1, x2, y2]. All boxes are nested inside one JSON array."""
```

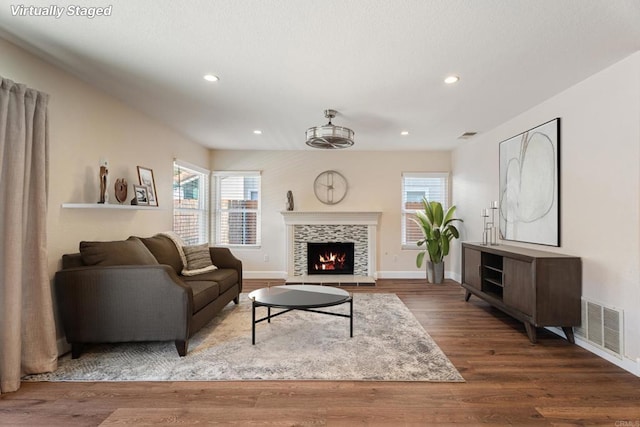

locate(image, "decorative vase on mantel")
[[286, 190, 294, 211]]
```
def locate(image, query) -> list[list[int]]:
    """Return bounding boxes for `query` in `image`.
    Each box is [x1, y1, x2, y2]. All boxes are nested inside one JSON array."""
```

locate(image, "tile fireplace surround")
[[281, 211, 381, 282]]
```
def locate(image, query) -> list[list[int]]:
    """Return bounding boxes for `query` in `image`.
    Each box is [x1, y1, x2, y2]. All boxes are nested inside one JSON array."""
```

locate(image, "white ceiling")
[[1, 0, 639, 151]]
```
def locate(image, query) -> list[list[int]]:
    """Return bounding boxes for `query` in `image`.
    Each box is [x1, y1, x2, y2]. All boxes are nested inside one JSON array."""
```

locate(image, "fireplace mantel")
[[281, 211, 381, 282], [280, 211, 381, 225]]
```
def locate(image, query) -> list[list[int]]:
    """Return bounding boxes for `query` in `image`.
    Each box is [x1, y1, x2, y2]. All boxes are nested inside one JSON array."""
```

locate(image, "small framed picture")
[[137, 166, 158, 206], [133, 184, 149, 205]]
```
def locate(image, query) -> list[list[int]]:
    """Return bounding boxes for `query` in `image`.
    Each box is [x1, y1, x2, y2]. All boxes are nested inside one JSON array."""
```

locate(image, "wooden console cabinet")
[[461, 242, 581, 344]]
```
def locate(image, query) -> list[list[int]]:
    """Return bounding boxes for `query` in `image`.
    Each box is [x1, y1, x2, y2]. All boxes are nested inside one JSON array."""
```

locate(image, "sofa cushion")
[[182, 244, 217, 276], [181, 269, 238, 294], [188, 281, 220, 312], [79, 237, 158, 267], [138, 234, 183, 273]]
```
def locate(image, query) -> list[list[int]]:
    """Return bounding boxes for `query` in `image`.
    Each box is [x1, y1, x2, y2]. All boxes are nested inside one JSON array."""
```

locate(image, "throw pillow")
[[182, 243, 218, 276], [80, 237, 159, 266]]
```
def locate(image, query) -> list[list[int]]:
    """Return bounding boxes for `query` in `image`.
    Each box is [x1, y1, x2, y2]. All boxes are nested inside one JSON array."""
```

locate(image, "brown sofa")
[[55, 234, 242, 358]]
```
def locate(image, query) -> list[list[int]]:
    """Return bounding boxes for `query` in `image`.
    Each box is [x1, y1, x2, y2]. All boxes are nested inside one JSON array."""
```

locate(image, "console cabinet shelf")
[[461, 242, 581, 344]]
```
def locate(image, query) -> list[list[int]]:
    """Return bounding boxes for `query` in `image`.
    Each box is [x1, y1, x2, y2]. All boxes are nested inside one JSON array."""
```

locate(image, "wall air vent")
[[574, 298, 623, 358], [458, 132, 478, 139]]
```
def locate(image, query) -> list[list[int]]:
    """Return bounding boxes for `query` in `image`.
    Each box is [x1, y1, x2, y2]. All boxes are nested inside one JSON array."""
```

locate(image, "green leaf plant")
[[411, 198, 463, 268]]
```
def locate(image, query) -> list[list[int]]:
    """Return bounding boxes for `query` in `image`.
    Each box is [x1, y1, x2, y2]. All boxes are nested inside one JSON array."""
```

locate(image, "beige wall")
[[452, 51, 640, 365], [0, 38, 209, 285], [211, 150, 451, 278]]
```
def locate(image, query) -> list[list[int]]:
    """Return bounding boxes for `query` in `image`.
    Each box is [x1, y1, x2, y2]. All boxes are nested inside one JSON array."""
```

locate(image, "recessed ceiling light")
[[203, 74, 219, 82], [401, 131, 409, 136], [444, 75, 460, 84], [253, 130, 262, 135]]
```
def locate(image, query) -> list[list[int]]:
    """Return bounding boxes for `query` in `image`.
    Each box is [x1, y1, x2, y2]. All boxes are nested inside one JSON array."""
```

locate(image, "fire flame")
[[314, 251, 346, 271]]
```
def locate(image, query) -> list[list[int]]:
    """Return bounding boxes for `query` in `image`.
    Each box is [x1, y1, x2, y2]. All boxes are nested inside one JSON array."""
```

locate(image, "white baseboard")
[[243, 271, 287, 280], [376, 270, 460, 281], [247, 270, 444, 280], [245, 270, 463, 281], [246, 271, 441, 280], [546, 327, 640, 377], [376, 271, 425, 279]]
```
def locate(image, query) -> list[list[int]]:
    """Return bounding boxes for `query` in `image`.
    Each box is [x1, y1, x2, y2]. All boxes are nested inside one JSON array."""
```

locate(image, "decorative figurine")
[[286, 190, 294, 211], [98, 158, 109, 204], [114, 178, 128, 204]]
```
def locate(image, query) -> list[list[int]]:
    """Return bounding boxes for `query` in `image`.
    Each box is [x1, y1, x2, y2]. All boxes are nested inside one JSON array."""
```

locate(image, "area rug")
[[24, 293, 463, 382]]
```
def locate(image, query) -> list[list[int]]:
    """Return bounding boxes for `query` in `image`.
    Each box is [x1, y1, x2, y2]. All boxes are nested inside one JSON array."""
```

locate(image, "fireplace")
[[281, 211, 381, 281], [307, 242, 355, 275]]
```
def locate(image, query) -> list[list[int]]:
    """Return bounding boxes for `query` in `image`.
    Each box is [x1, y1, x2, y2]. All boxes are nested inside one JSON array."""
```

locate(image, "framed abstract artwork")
[[499, 118, 560, 247]]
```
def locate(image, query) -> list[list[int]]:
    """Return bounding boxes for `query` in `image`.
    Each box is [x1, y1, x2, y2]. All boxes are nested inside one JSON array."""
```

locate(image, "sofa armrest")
[[209, 247, 243, 292], [55, 265, 193, 344]]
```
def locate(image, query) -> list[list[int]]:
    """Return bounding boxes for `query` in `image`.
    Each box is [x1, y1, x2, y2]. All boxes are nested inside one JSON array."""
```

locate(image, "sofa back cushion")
[[79, 237, 158, 266], [137, 234, 183, 273]]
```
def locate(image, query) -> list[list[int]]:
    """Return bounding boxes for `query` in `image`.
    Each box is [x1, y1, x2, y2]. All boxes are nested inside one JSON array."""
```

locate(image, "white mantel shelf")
[[280, 211, 381, 225]]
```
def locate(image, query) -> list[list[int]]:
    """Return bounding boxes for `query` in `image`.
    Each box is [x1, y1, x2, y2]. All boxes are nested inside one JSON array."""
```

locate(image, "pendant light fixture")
[[305, 109, 355, 149]]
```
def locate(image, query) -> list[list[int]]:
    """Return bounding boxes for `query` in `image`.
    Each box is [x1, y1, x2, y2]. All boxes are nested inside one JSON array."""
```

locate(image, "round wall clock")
[[313, 170, 348, 205]]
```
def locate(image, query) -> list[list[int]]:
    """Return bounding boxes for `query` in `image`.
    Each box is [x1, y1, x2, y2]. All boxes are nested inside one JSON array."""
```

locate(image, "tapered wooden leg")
[[524, 322, 537, 343], [464, 291, 472, 302], [71, 343, 83, 359], [175, 340, 188, 356], [562, 327, 576, 344], [233, 296, 239, 304]]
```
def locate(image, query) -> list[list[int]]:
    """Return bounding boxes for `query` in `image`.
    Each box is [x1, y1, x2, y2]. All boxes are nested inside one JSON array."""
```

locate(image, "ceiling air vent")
[[458, 132, 477, 139]]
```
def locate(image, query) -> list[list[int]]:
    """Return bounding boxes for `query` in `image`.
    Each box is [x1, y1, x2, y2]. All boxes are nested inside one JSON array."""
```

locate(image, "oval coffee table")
[[248, 284, 353, 345]]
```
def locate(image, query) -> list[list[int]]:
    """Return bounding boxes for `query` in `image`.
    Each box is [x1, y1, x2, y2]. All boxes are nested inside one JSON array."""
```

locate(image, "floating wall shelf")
[[61, 203, 162, 210]]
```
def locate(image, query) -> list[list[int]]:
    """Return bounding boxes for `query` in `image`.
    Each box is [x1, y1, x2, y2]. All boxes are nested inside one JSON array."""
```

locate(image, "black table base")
[[251, 298, 353, 345]]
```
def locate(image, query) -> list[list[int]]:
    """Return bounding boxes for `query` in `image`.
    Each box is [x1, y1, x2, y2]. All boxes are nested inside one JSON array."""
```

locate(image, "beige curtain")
[[0, 77, 57, 393]]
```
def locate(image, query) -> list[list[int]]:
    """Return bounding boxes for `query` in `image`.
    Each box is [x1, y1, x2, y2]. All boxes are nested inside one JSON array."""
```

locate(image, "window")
[[173, 161, 210, 245], [402, 172, 449, 247], [214, 171, 261, 246]]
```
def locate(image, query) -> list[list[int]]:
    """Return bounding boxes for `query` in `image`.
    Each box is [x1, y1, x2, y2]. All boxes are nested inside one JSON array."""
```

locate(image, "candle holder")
[[481, 201, 499, 246], [481, 209, 490, 246], [490, 202, 498, 245]]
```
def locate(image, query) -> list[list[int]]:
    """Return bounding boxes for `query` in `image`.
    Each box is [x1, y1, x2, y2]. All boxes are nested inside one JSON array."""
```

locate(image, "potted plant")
[[411, 198, 463, 284]]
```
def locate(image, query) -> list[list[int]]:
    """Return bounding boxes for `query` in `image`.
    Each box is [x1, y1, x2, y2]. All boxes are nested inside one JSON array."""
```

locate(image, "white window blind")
[[173, 161, 210, 245], [402, 172, 449, 247], [214, 171, 261, 246]]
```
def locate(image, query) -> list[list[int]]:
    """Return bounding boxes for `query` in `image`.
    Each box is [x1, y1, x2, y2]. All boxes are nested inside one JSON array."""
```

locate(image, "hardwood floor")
[[2, 279, 639, 425]]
